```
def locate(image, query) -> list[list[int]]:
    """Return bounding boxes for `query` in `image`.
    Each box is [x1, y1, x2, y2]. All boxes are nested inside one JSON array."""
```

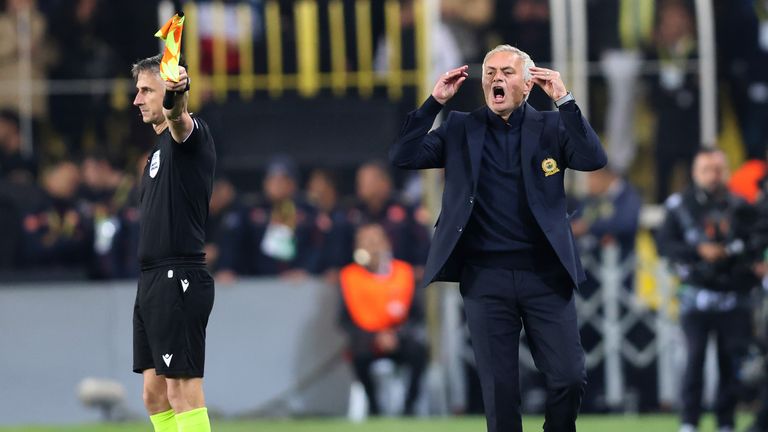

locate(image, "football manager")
[[390, 44, 607, 432]]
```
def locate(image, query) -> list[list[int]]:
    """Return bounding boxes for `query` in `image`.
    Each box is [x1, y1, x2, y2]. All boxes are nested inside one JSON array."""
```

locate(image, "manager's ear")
[[523, 78, 534, 99]]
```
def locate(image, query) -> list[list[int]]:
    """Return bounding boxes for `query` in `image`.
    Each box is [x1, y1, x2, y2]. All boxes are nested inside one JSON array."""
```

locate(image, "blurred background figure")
[[657, 149, 758, 432], [21, 160, 91, 273], [351, 160, 429, 282], [589, 0, 654, 174], [205, 176, 248, 284], [306, 167, 353, 283], [647, 0, 700, 202], [0, 109, 36, 184], [339, 223, 427, 416], [571, 167, 642, 260], [0, 0, 50, 119], [78, 150, 134, 279], [244, 155, 318, 278]]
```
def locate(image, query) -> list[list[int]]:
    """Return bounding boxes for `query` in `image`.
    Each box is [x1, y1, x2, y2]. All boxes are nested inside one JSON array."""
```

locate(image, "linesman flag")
[[155, 13, 185, 82]]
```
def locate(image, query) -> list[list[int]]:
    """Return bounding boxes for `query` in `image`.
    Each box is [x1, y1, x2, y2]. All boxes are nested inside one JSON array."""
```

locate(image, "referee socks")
[[149, 409, 176, 432], [176, 407, 211, 432]]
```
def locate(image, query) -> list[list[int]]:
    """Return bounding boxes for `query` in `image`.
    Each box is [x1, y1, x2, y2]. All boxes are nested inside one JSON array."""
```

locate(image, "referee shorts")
[[133, 264, 215, 378]]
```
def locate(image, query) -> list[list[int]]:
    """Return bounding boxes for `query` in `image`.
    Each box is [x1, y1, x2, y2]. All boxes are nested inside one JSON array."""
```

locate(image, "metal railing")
[[157, 0, 433, 110]]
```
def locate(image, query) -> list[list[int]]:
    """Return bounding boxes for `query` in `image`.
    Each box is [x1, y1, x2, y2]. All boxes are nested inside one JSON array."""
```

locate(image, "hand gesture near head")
[[529, 67, 568, 101], [432, 65, 469, 105]]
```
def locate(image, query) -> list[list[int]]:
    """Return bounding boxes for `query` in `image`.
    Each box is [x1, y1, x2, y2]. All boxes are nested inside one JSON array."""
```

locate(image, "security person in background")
[[657, 148, 758, 432], [339, 223, 428, 416]]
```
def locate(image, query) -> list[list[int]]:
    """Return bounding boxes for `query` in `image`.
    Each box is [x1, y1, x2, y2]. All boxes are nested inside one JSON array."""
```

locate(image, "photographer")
[[657, 149, 759, 432]]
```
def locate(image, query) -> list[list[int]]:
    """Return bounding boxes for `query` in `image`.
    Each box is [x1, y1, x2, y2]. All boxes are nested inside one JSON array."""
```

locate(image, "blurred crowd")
[[0, 137, 434, 281]]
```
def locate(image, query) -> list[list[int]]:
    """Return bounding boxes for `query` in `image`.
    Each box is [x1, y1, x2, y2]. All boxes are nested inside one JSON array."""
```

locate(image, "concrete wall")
[[0, 278, 353, 425]]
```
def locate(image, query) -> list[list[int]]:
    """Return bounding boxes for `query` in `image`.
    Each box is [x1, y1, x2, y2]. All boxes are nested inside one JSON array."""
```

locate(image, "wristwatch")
[[555, 92, 575, 108]]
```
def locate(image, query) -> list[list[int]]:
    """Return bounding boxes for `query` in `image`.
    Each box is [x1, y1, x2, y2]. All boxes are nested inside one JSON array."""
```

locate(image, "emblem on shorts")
[[149, 150, 161, 179], [162, 353, 173, 367], [181, 279, 190, 292], [541, 158, 560, 177]]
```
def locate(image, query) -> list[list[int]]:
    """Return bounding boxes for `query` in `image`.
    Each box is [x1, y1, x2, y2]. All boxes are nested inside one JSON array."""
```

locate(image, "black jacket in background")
[[657, 186, 759, 293]]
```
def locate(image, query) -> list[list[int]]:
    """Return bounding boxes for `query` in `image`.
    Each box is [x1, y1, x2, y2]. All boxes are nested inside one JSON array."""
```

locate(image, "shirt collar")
[[486, 103, 525, 130]]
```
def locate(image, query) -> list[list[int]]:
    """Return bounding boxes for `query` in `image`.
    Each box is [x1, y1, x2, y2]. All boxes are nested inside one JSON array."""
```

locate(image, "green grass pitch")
[[0, 414, 756, 432]]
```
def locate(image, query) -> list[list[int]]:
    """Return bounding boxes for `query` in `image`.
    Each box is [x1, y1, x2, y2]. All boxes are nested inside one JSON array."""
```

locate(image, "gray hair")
[[131, 54, 162, 80], [482, 45, 535, 82]]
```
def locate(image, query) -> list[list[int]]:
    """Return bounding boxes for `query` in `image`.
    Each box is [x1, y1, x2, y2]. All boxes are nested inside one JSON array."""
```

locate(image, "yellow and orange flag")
[[155, 14, 185, 82]]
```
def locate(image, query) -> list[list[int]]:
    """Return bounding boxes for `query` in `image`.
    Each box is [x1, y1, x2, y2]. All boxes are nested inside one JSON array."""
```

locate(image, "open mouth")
[[492, 86, 505, 102]]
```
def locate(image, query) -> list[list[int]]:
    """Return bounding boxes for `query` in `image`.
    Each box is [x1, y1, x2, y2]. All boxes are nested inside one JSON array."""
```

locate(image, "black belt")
[[140, 255, 206, 272], [463, 248, 559, 271]]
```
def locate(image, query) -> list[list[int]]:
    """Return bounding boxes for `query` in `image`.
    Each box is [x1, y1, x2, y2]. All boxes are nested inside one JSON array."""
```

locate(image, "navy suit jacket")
[[390, 97, 607, 288]]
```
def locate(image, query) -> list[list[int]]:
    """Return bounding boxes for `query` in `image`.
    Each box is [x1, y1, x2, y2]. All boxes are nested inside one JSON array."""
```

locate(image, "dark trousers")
[[680, 308, 752, 428], [351, 336, 427, 416], [460, 264, 587, 432]]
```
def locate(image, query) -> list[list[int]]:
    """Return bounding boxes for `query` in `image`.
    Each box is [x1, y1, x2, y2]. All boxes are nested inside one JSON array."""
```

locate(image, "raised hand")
[[529, 66, 568, 101], [165, 66, 189, 93], [432, 65, 469, 105]]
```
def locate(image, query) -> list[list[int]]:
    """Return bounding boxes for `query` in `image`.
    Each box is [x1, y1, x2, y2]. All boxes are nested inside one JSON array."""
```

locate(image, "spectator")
[[714, 0, 768, 160], [571, 167, 642, 259], [78, 151, 134, 279], [305, 168, 353, 281], [21, 160, 91, 270], [79, 151, 130, 207], [588, 0, 655, 174], [647, 0, 700, 202], [244, 155, 318, 277], [205, 177, 249, 284], [349, 160, 430, 281], [107, 151, 153, 280], [339, 223, 427, 416], [0, 109, 36, 184], [0, 0, 50, 118]]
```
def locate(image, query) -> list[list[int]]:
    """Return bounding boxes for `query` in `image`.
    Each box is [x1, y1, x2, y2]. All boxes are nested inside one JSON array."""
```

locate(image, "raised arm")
[[390, 66, 468, 170], [529, 66, 607, 171], [163, 66, 194, 144]]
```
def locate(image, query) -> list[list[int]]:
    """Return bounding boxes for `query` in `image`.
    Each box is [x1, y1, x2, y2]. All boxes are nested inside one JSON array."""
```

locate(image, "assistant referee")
[[131, 54, 216, 432]]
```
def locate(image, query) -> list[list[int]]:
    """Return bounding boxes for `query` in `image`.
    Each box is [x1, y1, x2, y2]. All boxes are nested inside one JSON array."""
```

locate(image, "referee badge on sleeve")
[[541, 158, 560, 177], [149, 150, 161, 178]]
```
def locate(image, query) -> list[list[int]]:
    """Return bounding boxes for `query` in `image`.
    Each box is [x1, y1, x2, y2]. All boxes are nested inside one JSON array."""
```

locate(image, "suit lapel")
[[465, 107, 487, 193], [520, 103, 544, 203]]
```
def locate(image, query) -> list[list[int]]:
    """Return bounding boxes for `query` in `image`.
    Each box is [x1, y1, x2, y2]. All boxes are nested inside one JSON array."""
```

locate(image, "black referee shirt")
[[138, 116, 216, 267]]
